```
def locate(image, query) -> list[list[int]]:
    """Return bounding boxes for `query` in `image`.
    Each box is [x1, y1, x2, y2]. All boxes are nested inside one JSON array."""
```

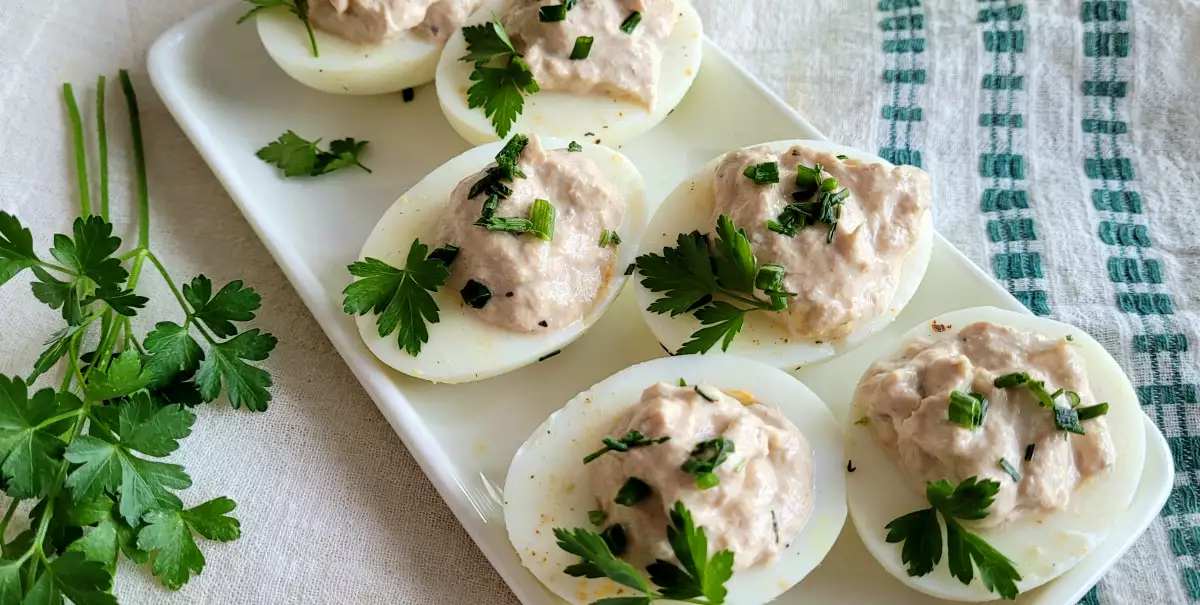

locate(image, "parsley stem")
[[119, 69, 150, 249], [721, 291, 774, 310], [145, 250, 218, 344], [28, 398, 88, 587], [62, 83, 91, 216], [124, 317, 145, 353], [35, 259, 75, 275], [0, 498, 20, 556], [97, 75, 110, 220]]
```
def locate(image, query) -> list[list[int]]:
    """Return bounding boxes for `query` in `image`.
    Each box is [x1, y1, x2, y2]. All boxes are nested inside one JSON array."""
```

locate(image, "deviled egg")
[[343, 135, 646, 382], [505, 355, 846, 605], [633, 140, 934, 368], [435, 0, 704, 145], [254, 0, 484, 94], [846, 306, 1146, 601]]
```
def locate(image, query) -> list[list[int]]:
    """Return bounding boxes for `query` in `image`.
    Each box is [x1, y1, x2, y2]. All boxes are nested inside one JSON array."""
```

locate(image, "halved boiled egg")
[[435, 0, 704, 146], [846, 306, 1147, 601], [256, 3, 467, 95], [351, 135, 646, 382], [505, 355, 846, 605], [634, 140, 934, 369]]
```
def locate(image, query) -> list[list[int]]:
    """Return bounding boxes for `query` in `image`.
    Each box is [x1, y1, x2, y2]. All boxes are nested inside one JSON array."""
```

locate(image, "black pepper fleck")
[[505, 291, 514, 297], [538, 320, 548, 327], [585, 131, 595, 136], [846, 460, 856, 473]]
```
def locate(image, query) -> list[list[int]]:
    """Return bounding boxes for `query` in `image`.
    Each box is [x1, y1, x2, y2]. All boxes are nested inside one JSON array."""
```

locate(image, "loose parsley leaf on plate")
[[256, 131, 371, 178], [461, 22, 540, 138], [342, 239, 452, 357], [885, 477, 1021, 600]]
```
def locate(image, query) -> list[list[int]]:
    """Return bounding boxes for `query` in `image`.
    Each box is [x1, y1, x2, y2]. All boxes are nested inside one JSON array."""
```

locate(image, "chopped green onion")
[[598, 229, 622, 247], [998, 458, 1022, 482], [694, 472, 719, 490], [428, 243, 459, 266], [495, 134, 529, 176], [570, 36, 594, 60], [678, 378, 686, 387], [742, 161, 780, 184], [588, 510, 607, 525], [1066, 334, 1075, 342], [600, 524, 627, 555], [754, 263, 786, 292], [820, 177, 840, 191], [402, 87, 415, 103], [836, 154, 848, 160], [539, 4, 568, 22], [568, 140, 583, 152], [1053, 406, 1085, 435], [681, 437, 734, 490], [1076, 403, 1110, 421], [1024, 444, 1035, 461], [529, 198, 556, 240], [993, 372, 1030, 388], [1065, 391, 1081, 407], [1027, 380, 1057, 408], [479, 194, 500, 220], [772, 510, 779, 543], [948, 391, 988, 429], [614, 477, 651, 506], [461, 279, 492, 309], [695, 385, 718, 402], [795, 163, 821, 192], [620, 11, 642, 34], [475, 216, 534, 233]]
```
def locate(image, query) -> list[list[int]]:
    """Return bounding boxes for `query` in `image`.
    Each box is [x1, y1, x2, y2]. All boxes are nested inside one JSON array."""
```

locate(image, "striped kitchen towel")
[[696, 0, 1200, 603]]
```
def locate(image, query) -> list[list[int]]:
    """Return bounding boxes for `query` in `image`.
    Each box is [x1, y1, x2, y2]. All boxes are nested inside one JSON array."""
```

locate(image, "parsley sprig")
[[885, 477, 1021, 600], [554, 501, 734, 604], [238, 0, 318, 58], [256, 131, 371, 178], [461, 21, 540, 138], [0, 71, 272, 602], [635, 215, 794, 354]]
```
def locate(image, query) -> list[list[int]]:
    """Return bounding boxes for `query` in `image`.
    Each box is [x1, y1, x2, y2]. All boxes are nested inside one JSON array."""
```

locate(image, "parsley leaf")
[[30, 266, 83, 325], [238, 0, 318, 57], [182, 275, 262, 338], [885, 477, 1021, 600], [0, 376, 80, 498], [52, 216, 127, 289], [675, 302, 746, 356], [85, 349, 153, 401], [712, 215, 756, 293], [142, 321, 204, 388], [342, 239, 451, 357], [461, 22, 540, 138], [556, 527, 651, 593], [25, 551, 117, 605], [84, 285, 148, 317], [0, 211, 38, 287], [138, 497, 240, 590], [647, 502, 734, 603], [195, 329, 278, 411], [256, 131, 371, 177], [680, 437, 734, 490], [637, 232, 718, 316]]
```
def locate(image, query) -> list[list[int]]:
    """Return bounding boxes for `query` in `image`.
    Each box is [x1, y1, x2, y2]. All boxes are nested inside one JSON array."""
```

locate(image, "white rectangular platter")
[[148, 3, 1172, 604]]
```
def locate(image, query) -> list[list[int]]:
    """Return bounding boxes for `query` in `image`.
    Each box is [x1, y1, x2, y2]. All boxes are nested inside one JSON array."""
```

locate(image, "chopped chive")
[[564, 0, 578, 8], [836, 154, 848, 160], [754, 263, 786, 292], [538, 349, 561, 362], [998, 458, 1022, 482], [948, 391, 988, 429], [1066, 334, 1075, 342], [570, 36, 594, 60], [993, 372, 1030, 388], [742, 161, 780, 185], [402, 87, 415, 103], [476, 216, 534, 233], [588, 510, 607, 525], [795, 163, 821, 193], [623, 263, 635, 276], [1077, 403, 1110, 421], [1053, 406, 1085, 435], [1065, 391, 1082, 407], [614, 477, 651, 506], [620, 11, 642, 34], [771, 510, 779, 544], [529, 198, 556, 240], [461, 279, 492, 309], [428, 244, 459, 267], [678, 378, 686, 387], [600, 524, 627, 555], [599, 229, 622, 247], [820, 177, 840, 191], [682, 437, 734, 490], [568, 140, 583, 152], [539, 4, 568, 22], [1027, 380, 1057, 408], [854, 416, 870, 426], [733, 458, 748, 473], [584, 431, 670, 463], [1023, 443, 1035, 461], [695, 385, 718, 402]]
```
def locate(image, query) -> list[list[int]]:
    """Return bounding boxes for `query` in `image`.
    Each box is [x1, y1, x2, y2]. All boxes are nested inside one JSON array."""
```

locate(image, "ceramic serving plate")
[[148, 3, 1172, 603]]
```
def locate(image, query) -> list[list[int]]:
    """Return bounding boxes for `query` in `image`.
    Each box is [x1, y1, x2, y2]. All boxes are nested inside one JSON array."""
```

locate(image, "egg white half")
[[846, 306, 1147, 601], [504, 355, 846, 605], [353, 137, 647, 383], [256, 8, 446, 95], [435, 0, 704, 146], [634, 140, 934, 369]]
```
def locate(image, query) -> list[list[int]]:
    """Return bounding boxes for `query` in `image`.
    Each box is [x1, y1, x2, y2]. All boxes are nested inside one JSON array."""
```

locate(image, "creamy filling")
[[309, 0, 481, 44], [710, 145, 931, 340], [502, 0, 678, 108], [588, 383, 814, 570], [853, 322, 1117, 526], [435, 135, 624, 332]]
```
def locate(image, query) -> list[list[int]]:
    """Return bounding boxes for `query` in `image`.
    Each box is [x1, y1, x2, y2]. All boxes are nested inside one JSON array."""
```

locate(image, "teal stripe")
[[877, 0, 925, 168]]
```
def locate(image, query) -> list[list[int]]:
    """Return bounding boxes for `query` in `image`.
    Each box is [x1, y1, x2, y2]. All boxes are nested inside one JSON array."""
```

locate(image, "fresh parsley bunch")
[[635, 215, 793, 355], [885, 477, 1021, 600], [555, 501, 734, 605], [0, 71, 275, 602], [460, 21, 540, 138]]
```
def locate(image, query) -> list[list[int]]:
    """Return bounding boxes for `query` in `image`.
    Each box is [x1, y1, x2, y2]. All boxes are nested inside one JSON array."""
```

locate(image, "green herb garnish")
[[694, 385, 719, 402], [1076, 403, 1110, 420], [554, 501, 734, 605], [998, 458, 1022, 482], [568, 140, 583, 152], [767, 164, 850, 243], [427, 244, 459, 266], [614, 478, 651, 506], [771, 510, 779, 544], [255, 131, 370, 177], [885, 477, 1021, 599], [461, 22, 539, 138], [571, 36, 594, 60], [794, 163, 821, 192], [993, 372, 1030, 388], [635, 215, 795, 354], [993, 372, 1105, 435], [461, 279, 492, 309], [539, 3, 568, 21], [948, 391, 988, 429], [742, 161, 780, 185], [583, 430, 670, 463], [343, 239, 451, 357], [678, 378, 687, 386], [598, 229, 622, 247], [620, 11, 642, 34], [238, 0, 318, 57], [588, 510, 607, 525], [836, 154, 848, 160], [682, 437, 734, 490], [529, 199, 556, 240], [1054, 406, 1084, 434], [1024, 444, 1035, 461]]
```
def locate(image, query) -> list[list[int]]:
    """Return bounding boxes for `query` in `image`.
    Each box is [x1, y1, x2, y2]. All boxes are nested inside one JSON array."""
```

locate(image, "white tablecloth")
[[1, 1, 1196, 604]]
